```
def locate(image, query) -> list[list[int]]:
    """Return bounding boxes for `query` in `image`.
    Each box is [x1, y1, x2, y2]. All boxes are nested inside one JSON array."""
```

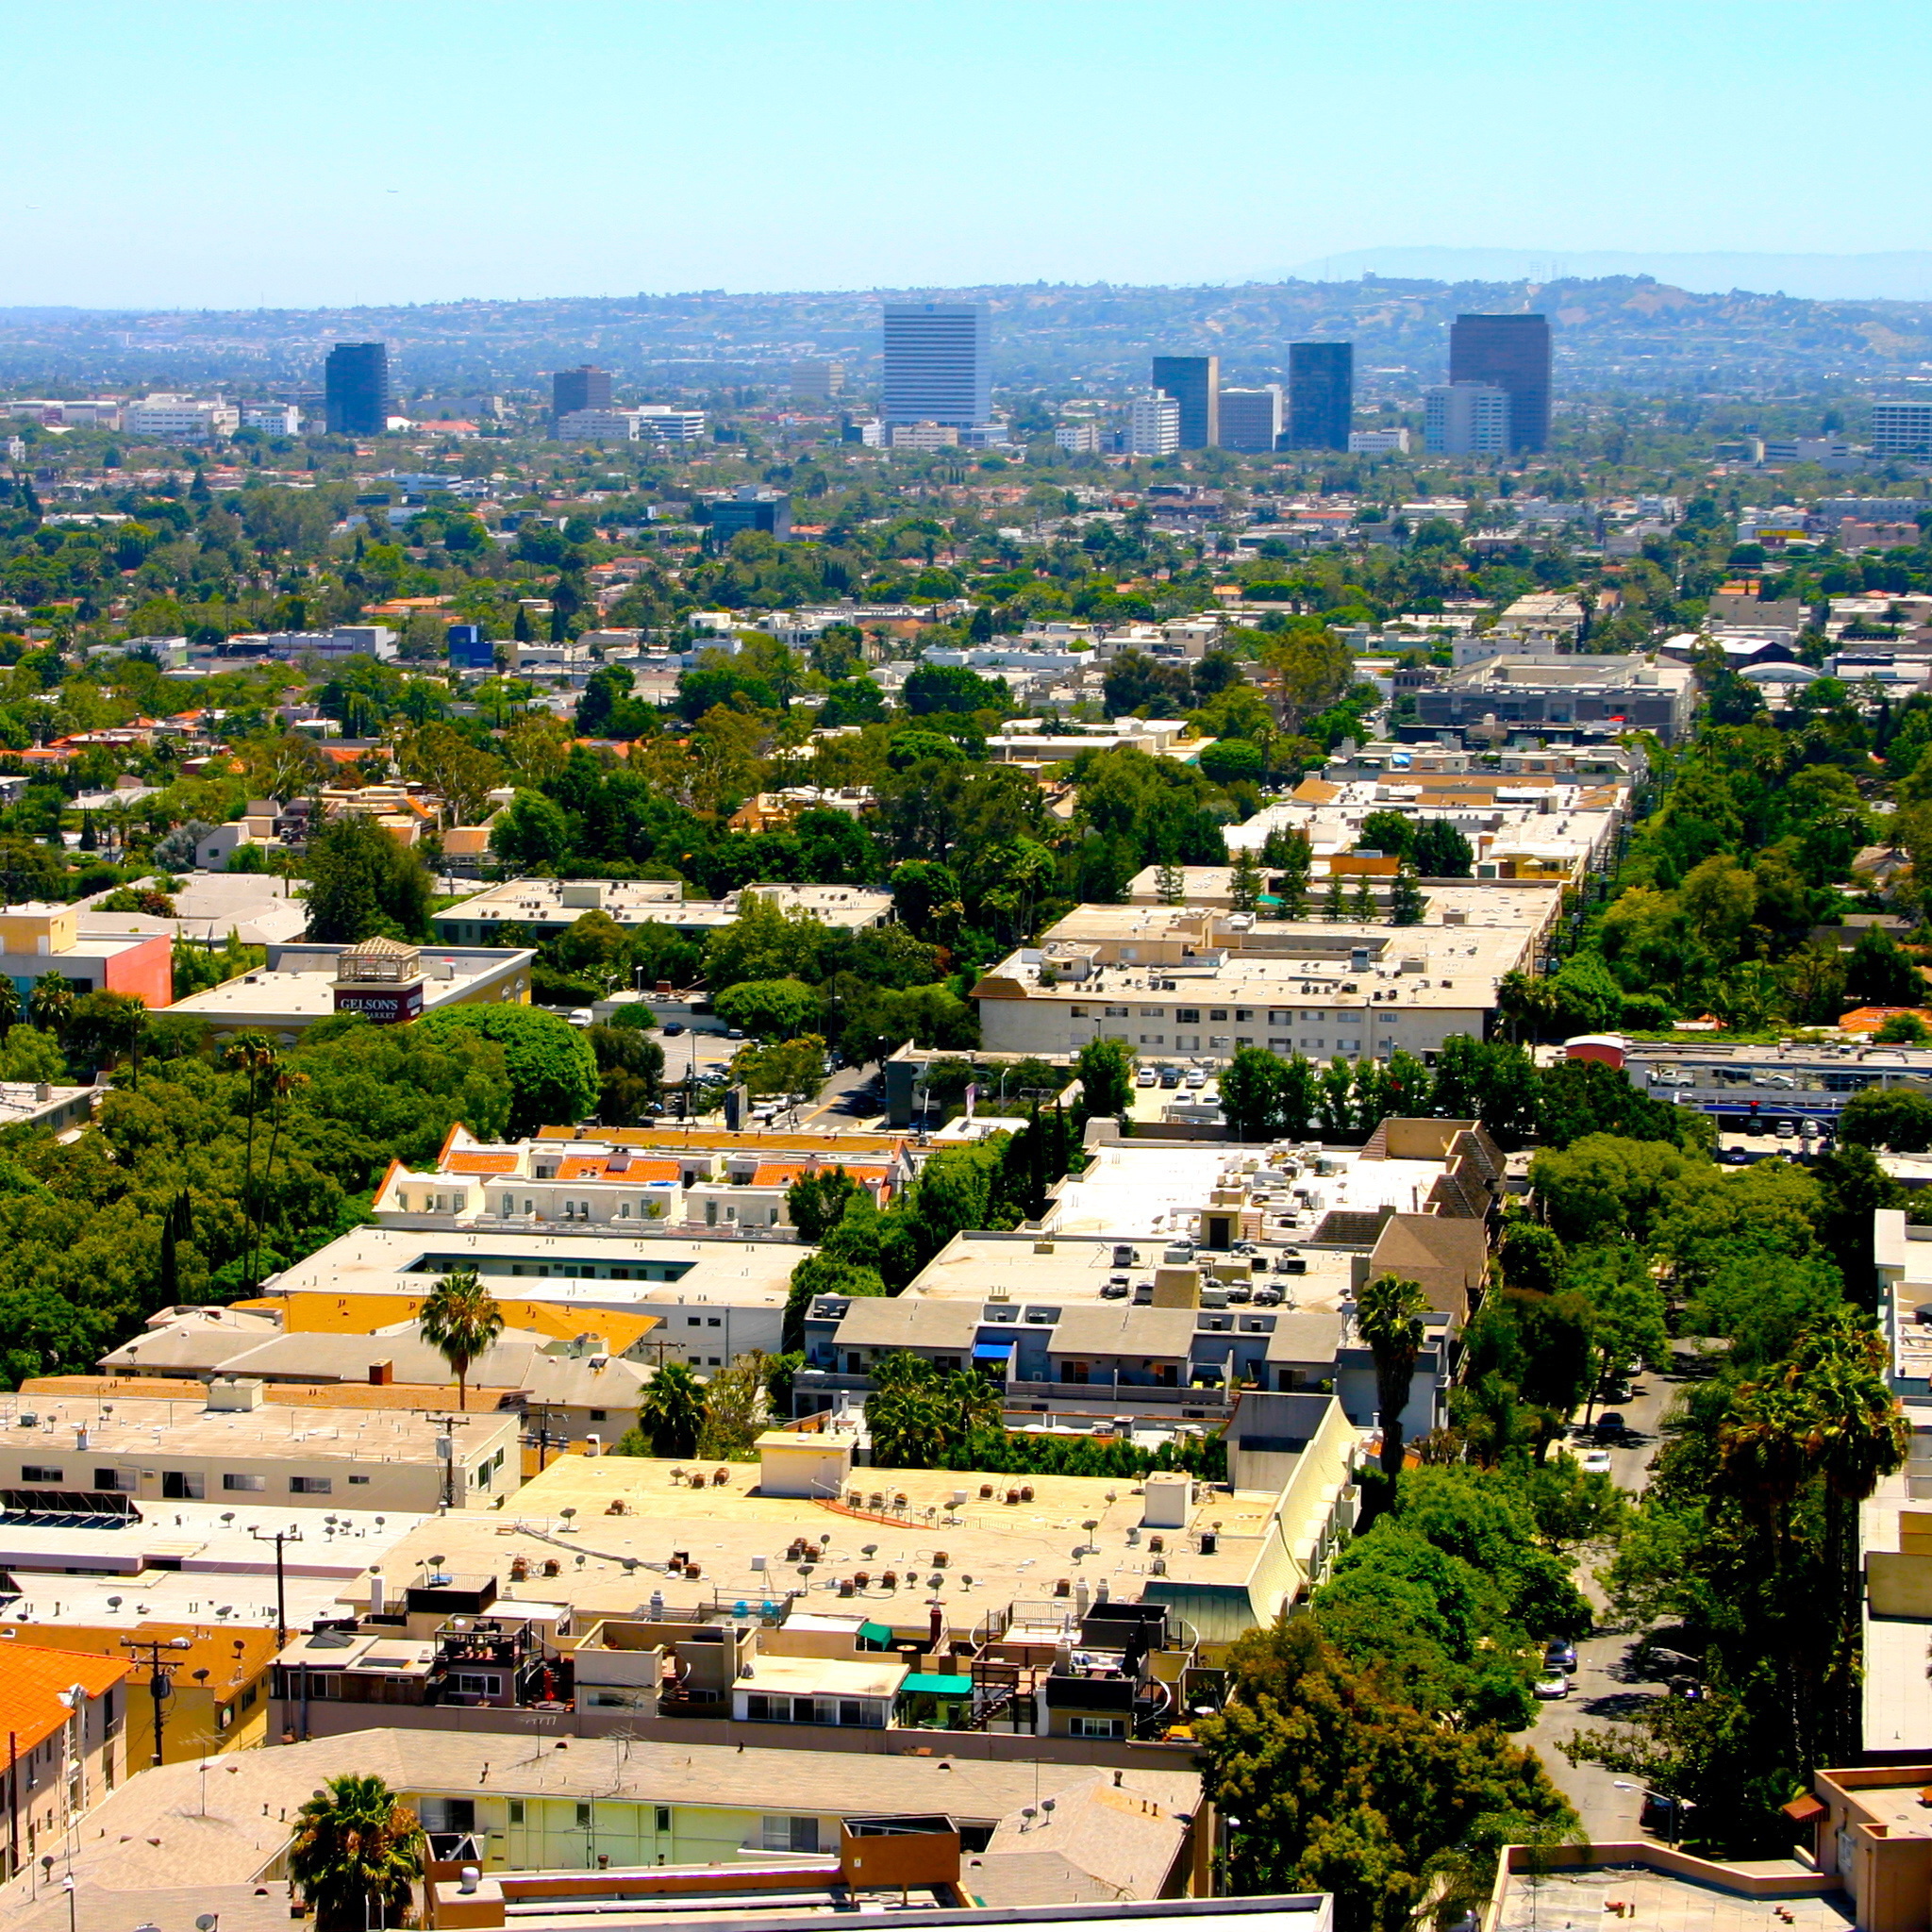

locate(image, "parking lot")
[[1126, 1062, 1222, 1125]]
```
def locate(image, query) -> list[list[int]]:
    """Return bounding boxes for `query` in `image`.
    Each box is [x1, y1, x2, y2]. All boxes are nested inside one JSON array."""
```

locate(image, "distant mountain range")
[[1, 272, 1931, 397], [1288, 248, 1932, 304]]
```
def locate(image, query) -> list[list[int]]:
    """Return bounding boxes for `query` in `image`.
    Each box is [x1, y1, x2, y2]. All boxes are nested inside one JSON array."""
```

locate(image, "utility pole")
[[249, 1524, 303, 1650], [118, 1636, 192, 1768]]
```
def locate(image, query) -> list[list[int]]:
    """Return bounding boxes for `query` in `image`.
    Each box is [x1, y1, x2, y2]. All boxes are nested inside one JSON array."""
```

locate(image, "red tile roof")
[[0, 1645, 131, 1754]]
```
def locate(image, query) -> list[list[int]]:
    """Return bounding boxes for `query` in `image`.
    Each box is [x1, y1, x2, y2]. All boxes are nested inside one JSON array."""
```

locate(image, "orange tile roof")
[[750, 1161, 889, 1189], [448, 1152, 519, 1174], [0, 1644, 131, 1753], [233, 1292, 660, 1351], [555, 1155, 681, 1184]]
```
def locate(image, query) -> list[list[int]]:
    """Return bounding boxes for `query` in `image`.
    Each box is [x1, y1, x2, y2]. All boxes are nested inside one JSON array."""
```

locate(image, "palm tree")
[[951, 1370, 1004, 1441], [638, 1360, 707, 1457], [1357, 1272, 1431, 1478], [27, 971, 74, 1040], [417, 1266, 505, 1411], [0, 975, 17, 1044], [1792, 1310, 1907, 1759], [287, 1773, 423, 1932], [222, 1031, 279, 1290], [247, 1065, 309, 1294]]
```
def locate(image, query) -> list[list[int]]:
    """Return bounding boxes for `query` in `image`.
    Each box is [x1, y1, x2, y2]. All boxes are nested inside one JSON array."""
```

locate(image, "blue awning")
[[974, 1341, 1015, 1359]]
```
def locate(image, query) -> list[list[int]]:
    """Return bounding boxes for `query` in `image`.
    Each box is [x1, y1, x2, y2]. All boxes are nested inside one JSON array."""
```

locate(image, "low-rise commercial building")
[[0, 901, 172, 1008], [168, 935, 534, 1045], [1417, 651, 1697, 745]]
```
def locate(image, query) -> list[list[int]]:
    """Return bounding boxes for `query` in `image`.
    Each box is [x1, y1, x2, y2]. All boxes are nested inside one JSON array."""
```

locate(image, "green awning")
[[901, 1673, 973, 1697], [858, 1621, 894, 1647]]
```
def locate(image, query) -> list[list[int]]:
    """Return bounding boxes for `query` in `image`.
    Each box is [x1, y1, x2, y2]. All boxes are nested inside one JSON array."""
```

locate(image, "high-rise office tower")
[[789, 359, 845, 400], [1217, 387, 1283, 453], [1872, 401, 1932, 458], [1287, 341, 1354, 451], [1424, 384, 1511, 457], [553, 365, 612, 421], [324, 342, 390, 437], [1150, 355, 1219, 449], [1448, 313, 1551, 452], [882, 302, 991, 426]]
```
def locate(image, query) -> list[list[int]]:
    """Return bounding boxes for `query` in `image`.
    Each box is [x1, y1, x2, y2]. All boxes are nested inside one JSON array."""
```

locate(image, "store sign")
[[335, 981, 425, 1025]]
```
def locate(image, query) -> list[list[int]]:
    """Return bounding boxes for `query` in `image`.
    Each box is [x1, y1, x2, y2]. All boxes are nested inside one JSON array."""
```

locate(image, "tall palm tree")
[[639, 1360, 707, 1458], [222, 1031, 279, 1290], [1357, 1272, 1431, 1478], [246, 1065, 309, 1294], [27, 971, 74, 1041], [0, 975, 17, 1044], [287, 1773, 423, 1932], [417, 1266, 505, 1411], [1792, 1310, 1907, 1759]]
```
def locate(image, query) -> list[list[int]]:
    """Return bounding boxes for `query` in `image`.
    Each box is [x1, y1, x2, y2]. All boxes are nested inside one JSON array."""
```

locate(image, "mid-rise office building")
[[1448, 313, 1550, 452], [882, 301, 991, 426], [123, 394, 240, 441], [1424, 382, 1510, 456], [240, 401, 301, 435], [789, 359, 844, 399], [556, 408, 639, 442], [446, 623, 494, 670], [1150, 354, 1218, 449], [324, 341, 391, 436], [1054, 422, 1101, 453], [635, 405, 707, 442], [1349, 426, 1409, 455], [1288, 341, 1353, 450], [708, 490, 792, 541], [1126, 392, 1181, 457], [1872, 401, 1932, 458], [553, 364, 612, 421], [1218, 385, 1283, 453]]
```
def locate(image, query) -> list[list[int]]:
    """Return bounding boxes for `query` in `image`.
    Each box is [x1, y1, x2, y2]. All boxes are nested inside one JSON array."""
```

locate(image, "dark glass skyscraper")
[[553, 365, 612, 420], [1287, 341, 1354, 451], [1151, 355, 1219, 450], [1448, 313, 1551, 452], [324, 342, 390, 436]]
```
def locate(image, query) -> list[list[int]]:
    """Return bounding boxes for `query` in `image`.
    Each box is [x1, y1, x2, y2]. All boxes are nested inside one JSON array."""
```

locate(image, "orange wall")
[[106, 935, 173, 1010]]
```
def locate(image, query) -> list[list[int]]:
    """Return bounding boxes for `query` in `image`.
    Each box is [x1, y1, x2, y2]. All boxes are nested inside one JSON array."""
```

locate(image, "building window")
[[291, 1475, 333, 1494], [688, 1316, 702, 1327], [1069, 1006, 1089, 1019], [1209, 1009, 1228, 1022], [1269, 1009, 1291, 1024], [1235, 1008, 1255, 1023], [1139, 1034, 1163, 1045], [1105, 1006, 1129, 1017], [224, 1474, 266, 1492], [656, 1807, 671, 1833], [1139, 1007, 1162, 1017], [452, 1674, 498, 1698], [1175, 1008, 1201, 1024], [762, 1817, 821, 1855], [20, 1466, 60, 1484], [1208, 1035, 1228, 1049], [92, 1469, 134, 1493], [575, 1803, 593, 1830], [349, 1474, 370, 1485], [590, 1409, 608, 1422], [1071, 1715, 1125, 1740], [708, 1317, 721, 1327], [509, 1800, 525, 1825], [162, 1471, 204, 1499]]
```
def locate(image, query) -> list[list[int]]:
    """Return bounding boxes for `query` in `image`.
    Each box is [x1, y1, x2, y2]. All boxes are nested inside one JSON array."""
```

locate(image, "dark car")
[[1543, 1638, 1577, 1673], [1596, 1411, 1628, 1440], [661, 1021, 686, 1036]]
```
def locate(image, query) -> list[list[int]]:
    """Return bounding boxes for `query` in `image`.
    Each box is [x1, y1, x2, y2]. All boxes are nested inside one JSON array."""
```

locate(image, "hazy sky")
[[8, 0, 1924, 309]]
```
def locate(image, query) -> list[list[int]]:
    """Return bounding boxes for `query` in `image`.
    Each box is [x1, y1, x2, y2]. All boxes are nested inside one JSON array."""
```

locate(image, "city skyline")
[[0, 1, 1924, 308]]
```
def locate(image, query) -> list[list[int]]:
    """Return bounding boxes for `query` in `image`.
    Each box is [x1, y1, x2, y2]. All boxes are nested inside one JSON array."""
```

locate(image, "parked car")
[[1184, 1069, 1208, 1089], [661, 1022, 686, 1036], [1158, 1068, 1181, 1089], [726, 1027, 745, 1041], [1136, 1069, 1158, 1088], [567, 1008, 594, 1028], [1543, 1639, 1577, 1673], [1581, 1448, 1614, 1476], [1534, 1673, 1570, 1700], [1596, 1411, 1628, 1438]]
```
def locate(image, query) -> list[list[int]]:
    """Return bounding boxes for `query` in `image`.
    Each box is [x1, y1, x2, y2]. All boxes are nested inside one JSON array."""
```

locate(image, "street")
[[1524, 1349, 1698, 1839]]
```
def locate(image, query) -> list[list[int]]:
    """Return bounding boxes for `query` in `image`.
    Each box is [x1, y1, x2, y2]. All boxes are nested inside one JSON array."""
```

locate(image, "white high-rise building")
[[1349, 427, 1411, 455], [1054, 423, 1101, 453], [1424, 383, 1510, 457], [1126, 393, 1180, 457], [1872, 401, 1932, 458], [882, 302, 991, 427]]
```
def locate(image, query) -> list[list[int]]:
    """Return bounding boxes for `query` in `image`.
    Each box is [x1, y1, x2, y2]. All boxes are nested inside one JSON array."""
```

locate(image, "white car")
[[566, 1008, 594, 1028], [1581, 1448, 1614, 1476], [1136, 1069, 1158, 1088], [1534, 1673, 1570, 1700]]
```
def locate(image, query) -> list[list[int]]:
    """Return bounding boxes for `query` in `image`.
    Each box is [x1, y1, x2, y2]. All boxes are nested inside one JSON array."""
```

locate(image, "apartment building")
[[1416, 651, 1697, 744], [972, 898, 1543, 1068], [1126, 394, 1180, 457], [433, 877, 893, 946], [0, 1645, 128, 1878], [0, 1382, 519, 1512], [1423, 383, 1509, 457]]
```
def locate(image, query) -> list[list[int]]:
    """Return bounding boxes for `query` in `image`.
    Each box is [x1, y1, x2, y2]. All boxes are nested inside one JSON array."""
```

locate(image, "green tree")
[[787, 1166, 861, 1241], [714, 977, 824, 1041], [1357, 1272, 1430, 1478], [638, 1360, 708, 1457], [287, 1774, 423, 1932], [413, 1005, 598, 1137], [489, 789, 574, 870], [305, 815, 433, 943], [1388, 867, 1424, 926], [1228, 847, 1263, 913], [417, 1265, 505, 1411], [27, 971, 74, 1041], [1075, 1037, 1135, 1116], [1221, 1045, 1286, 1141]]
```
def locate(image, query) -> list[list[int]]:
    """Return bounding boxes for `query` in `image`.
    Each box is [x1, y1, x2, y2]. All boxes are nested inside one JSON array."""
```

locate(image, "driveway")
[[1525, 1348, 1699, 1838]]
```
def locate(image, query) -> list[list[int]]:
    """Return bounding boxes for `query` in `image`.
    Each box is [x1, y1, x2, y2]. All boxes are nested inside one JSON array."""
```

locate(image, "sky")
[[6, 0, 1926, 310]]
